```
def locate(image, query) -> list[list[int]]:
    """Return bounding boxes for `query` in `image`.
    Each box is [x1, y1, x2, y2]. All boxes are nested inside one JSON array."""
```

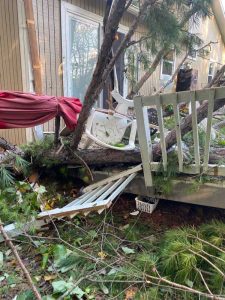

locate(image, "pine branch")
[[0, 223, 42, 300], [189, 249, 225, 278], [127, 3, 211, 99], [146, 271, 225, 300], [126, 34, 153, 48]]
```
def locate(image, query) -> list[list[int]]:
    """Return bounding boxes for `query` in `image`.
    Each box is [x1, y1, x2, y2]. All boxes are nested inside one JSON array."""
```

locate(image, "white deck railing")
[[134, 87, 225, 188]]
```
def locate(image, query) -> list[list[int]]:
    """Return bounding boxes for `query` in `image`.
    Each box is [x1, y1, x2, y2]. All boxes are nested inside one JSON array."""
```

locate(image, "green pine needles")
[[159, 222, 225, 296]]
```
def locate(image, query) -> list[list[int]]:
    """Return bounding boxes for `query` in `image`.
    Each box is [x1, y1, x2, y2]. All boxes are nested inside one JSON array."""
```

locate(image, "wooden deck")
[[134, 87, 225, 187], [93, 171, 225, 209]]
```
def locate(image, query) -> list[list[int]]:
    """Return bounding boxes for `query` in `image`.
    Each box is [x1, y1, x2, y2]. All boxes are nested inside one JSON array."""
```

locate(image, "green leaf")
[[108, 268, 119, 276], [42, 296, 55, 300], [121, 246, 135, 255], [41, 252, 49, 270], [186, 279, 194, 288], [88, 230, 97, 239], [100, 283, 109, 295], [52, 280, 71, 294], [71, 286, 85, 299], [0, 251, 3, 267], [16, 290, 34, 300], [36, 185, 47, 194], [53, 244, 68, 264]]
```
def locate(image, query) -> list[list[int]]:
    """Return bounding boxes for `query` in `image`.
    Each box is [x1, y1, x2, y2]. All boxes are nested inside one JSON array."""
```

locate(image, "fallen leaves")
[[125, 287, 138, 300], [98, 251, 107, 260]]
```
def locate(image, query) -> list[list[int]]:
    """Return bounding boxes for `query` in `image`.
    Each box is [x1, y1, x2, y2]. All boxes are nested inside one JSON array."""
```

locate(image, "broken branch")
[[0, 223, 42, 300]]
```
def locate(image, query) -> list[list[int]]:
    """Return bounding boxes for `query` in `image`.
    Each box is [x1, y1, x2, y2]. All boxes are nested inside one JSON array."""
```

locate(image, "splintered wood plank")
[[77, 186, 112, 206], [38, 173, 137, 220], [203, 89, 215, 172], [190, 91, 200, 172], [156, 95, 167, 171], [134, 96, 153, 187], [65, 183, 114, 207], [172, 95, 183, 172], [83, 164, 142, 193], [38, 201, 111, 219], [105, 173, 137, 202], [93, 178, 126, 203]]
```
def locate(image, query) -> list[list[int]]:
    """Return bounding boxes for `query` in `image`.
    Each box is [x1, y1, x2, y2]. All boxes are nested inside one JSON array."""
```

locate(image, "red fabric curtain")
[[0, 91, 82, 130]]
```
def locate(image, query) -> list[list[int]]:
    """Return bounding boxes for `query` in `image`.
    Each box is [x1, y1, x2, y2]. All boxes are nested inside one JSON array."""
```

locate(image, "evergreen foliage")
[[125, 0, 212, 88]]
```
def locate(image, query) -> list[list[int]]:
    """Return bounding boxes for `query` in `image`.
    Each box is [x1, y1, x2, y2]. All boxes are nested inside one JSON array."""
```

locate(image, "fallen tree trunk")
[[0, 137, 23, 154], [45, 147, 225, 167]]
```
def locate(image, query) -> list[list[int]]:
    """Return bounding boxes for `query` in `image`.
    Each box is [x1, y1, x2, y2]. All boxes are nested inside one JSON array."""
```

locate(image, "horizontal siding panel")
[[0, 0, 26, 145]]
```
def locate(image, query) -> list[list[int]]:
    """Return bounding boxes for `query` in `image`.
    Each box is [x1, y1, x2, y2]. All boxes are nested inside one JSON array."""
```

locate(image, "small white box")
[[135, 197, 159, 214]]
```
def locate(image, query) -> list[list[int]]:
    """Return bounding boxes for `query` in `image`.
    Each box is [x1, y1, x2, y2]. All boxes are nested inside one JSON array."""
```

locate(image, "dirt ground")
[[111, 193, 225, 229]]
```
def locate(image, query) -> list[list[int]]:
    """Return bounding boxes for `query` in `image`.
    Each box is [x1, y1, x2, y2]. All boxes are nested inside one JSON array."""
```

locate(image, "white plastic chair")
[[85, 67, 137, 151]]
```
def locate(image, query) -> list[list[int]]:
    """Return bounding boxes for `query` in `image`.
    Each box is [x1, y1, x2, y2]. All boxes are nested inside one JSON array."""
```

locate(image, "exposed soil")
[[111, 193, 225, 229]]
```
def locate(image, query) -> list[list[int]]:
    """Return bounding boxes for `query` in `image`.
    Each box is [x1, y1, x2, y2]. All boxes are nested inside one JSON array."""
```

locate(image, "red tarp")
[[0, 91, 82, 130]]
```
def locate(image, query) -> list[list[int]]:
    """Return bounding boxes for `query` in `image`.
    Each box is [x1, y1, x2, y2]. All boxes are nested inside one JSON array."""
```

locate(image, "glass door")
[[65, 12, 100, 102]]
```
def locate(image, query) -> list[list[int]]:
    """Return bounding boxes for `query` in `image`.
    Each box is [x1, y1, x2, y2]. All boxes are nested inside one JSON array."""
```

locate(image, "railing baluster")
[[173, 94, 183, 172], [134, 96, 153, 187], [156, 94, 167, 171], [203, 89, 215, 172], [190, 91, 200, 172]]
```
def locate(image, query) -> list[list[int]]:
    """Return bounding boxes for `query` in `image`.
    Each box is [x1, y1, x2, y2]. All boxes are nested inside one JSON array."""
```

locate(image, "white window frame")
[[61, 2, 128, 106], [188, 48, 197, 60], [208, 61, 216, 84], [187, 14, 202, 61], [160, 50, 176, 79]]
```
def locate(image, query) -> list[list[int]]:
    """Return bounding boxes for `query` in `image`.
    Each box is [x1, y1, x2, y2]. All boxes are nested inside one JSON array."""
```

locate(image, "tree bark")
[[45, 146, 225, 167], [71, 0, 127, 149], [0, 137, 23, 155], [0, 224, 42, 300], [71, 0, 157, 149]]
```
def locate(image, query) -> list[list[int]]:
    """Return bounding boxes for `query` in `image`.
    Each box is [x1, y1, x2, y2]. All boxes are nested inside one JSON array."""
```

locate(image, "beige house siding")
[[0, 0, 225, 145], [0, 0, 27, 145], [32, 0, 158, 132], [174, 14, 225, 91]]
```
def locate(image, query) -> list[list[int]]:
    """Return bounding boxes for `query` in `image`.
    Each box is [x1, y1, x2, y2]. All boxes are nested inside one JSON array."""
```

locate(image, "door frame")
[[61, 1, 128, 107]]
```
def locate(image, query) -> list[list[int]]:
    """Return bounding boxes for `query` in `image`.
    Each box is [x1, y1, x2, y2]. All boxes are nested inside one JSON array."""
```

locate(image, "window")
[[61, 3, 101, 101], [69, 17, 99, 100], [187, 14, 202, 60], [161, 50, 175, 77], [188, 48, 197, 60], [208, 62, 215, 84], [61, 2, 129, 106]]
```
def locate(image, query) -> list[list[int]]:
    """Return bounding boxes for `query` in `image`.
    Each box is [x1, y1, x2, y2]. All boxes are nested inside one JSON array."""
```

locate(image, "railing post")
[[156, 94, 167, 171], [203, 89, 215, 172], [190, 91, 200, 173], [134, 96, 153, 187], [172, 93, 183, 172]]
